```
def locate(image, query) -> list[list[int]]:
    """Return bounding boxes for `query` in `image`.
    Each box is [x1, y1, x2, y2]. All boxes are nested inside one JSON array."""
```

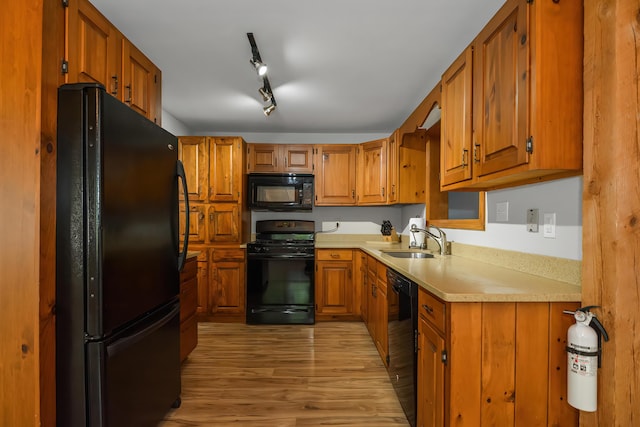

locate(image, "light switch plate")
[[496, 202, 509, 222], [543, 213, 556, 238]]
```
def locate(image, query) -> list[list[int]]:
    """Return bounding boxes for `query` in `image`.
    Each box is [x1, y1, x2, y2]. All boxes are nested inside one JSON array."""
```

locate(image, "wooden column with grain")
[[582, 1, 640, 424]]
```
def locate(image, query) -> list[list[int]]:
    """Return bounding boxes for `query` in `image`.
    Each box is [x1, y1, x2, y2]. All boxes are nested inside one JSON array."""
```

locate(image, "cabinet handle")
[[199, 212, 205, 220], [381, 187, 385, 197], [209, 213, 214, 221], [284, 157, 287, 167], [125, 85, 132, 104], [330, 253, 340, 259], [422, 304, 434, 314], [392, 184, 396, 196], [111, 75, 118, 96], [352, 189, 356, 199], [474, 144, 481, 163], [274, 157, 277, 167], [462, 149, 468, 167]]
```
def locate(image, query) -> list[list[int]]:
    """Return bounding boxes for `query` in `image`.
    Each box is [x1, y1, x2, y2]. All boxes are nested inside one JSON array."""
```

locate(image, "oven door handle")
[[247, 254, 315, 260]]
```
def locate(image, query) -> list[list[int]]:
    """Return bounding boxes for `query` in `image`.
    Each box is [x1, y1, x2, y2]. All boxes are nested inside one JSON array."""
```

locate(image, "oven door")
[[246, 253, 315, 324]]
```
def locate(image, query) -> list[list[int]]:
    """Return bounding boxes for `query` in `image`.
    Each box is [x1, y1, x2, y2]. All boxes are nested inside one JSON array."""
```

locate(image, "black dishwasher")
[[387, 268, 418, 427]]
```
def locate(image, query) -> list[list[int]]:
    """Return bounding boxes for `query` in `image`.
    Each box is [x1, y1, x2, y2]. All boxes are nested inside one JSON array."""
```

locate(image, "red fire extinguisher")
[[564, 306, 609, 412]]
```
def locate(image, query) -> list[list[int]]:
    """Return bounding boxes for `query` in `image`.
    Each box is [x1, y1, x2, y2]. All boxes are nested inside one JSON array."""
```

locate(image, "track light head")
[[250, 58, 267, 76], [263, 103, 276, 116], [258, 86, 272, 102]]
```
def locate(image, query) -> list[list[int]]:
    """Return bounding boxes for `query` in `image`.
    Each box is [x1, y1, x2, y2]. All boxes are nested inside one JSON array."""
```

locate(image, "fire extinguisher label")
[[568, 353, 597, 377]]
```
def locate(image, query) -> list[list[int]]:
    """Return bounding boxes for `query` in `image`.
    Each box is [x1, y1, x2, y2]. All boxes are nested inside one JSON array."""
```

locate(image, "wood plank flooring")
[[160, 322, 410, 426]]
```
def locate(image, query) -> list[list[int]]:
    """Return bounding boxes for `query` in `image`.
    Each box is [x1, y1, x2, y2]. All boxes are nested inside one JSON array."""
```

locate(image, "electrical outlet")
[[527, 209, 539, 232], [543, 213, 556, 238]]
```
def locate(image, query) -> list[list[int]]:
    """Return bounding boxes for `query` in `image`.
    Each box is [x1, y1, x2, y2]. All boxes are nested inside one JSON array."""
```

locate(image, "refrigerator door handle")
[[177, 160, 190, 272]]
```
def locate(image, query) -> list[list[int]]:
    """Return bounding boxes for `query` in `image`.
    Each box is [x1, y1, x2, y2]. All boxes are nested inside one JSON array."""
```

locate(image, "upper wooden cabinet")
[[65, 0, 162, 123], [178, 136, 208, 202], [247, 144, 314, 174], [441, 0, 583, 190], [314, 145, 357, 206], [386, 132, 399, 204], [357, 138, 388, 205], [209, 137, 244, 203], [440, 46, 473, 188], [122, 38, 161, 124], [396, 130, 427, 204], [66, 0, 119, 94], [178, 136, 247, 246]]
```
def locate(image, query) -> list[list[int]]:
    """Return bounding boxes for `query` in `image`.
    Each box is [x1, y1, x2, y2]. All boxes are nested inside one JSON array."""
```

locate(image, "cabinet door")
[[357, 138, 388, 205], [209, 137, 242, 202], [473, 1, 528, 178], [207, 204, 239, 243], [418, 316, 445, 427], [210, 250, 245, 315], [315, 145, 357, 205], [179, 203, 206, 244], [247, 143, 279, 173], [441, 46, 473, 187], [178, 136, 209, 202], [66, 0, 119, 95], [122, 37, 161, 123], [282, 145, 314, 173], [196, 251, 209, 315], [315, 260, 353, 315], [375, 276, 388, 365], [387, 131, 399, 204]]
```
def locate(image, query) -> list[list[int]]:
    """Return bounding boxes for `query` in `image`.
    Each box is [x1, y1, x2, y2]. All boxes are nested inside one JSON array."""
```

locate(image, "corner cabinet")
[[314, 145, 357, 206], [247, 143, 314, 174], [441, 0, 583, 191], [416, 285, 579, 427], [65, 0, 162, 123]]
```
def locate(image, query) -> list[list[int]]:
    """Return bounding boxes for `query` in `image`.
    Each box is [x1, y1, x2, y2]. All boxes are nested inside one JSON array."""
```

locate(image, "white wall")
[[444, 176, 583, 260], [250, 177, 584, 261], [199, 132, 388, 144], [161, 109, 190, 135]]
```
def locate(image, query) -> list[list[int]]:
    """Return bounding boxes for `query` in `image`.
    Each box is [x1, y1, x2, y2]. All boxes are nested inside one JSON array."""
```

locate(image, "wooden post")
[[583, 1, 640, 424], [0, 1, 44, 426]]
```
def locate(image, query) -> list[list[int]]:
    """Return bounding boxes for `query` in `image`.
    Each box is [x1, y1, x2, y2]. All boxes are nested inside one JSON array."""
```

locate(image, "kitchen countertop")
[[316, 238, 581, 303]]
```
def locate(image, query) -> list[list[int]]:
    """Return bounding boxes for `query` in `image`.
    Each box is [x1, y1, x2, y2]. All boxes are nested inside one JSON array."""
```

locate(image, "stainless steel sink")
[[381, 251, 434, 259]]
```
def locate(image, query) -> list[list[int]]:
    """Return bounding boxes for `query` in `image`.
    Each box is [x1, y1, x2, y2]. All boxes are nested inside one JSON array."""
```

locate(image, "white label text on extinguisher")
[[568, 352, 597, 377]]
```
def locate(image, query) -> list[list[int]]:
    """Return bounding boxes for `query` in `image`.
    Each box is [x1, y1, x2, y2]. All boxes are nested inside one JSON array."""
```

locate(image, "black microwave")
[[247, 173, 314, 211]]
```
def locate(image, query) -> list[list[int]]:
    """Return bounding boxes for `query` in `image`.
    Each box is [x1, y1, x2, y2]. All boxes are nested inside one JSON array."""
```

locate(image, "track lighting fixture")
[[258, 86, 272, 102], [250, 58, 267, 76], [247, 32, 277, 116], [263, 103, 276, 116]]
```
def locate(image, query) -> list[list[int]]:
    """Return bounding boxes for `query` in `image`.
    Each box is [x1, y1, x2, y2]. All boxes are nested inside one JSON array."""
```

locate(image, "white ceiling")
[[91, 0, 505, 135]]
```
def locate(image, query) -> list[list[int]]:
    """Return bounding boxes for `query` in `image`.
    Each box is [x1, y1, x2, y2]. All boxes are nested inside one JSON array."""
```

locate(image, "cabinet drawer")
[[180, 313, 198, 362], [418, 288, 446, 333], [211, 248, 245, 262], [180, 257, 197, 281], [316, 249, 353, 261], [180, 276, 198, 321]]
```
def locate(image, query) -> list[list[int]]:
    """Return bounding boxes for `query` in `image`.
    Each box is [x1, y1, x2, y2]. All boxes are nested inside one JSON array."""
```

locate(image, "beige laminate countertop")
[[316, 240, 581, 303]]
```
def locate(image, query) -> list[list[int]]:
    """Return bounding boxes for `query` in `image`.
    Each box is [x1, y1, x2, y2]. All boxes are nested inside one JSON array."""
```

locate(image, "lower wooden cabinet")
[[315, 249, 358, 320], [417, 289, 445, 427], [416, 285, 579, 427], [193, 246, 246, 322], [179, 255, 198, 362]]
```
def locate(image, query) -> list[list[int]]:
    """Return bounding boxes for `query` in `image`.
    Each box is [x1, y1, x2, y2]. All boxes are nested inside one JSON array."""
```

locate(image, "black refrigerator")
[[56, 83, 189, 427]]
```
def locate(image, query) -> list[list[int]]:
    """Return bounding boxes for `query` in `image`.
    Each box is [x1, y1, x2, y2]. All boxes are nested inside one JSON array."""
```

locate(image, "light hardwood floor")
[[160, 322, 410, 426]]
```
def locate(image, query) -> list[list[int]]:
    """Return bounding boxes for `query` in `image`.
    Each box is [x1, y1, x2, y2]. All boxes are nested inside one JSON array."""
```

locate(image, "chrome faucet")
[[410, 224, 450, 255]]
